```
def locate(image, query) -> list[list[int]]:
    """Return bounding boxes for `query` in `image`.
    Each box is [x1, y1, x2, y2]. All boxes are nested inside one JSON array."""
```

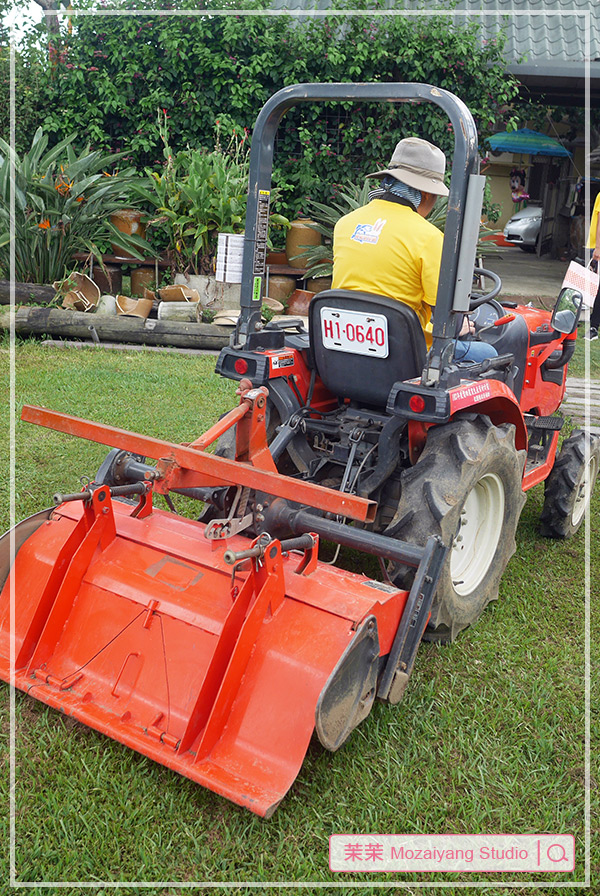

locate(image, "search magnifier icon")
[[547, 844, 568, 862]]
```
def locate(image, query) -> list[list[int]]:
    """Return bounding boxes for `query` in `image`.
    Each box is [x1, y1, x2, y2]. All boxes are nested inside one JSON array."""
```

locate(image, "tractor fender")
[[408, 380, 528, 463], [448, 379, 528, 451]]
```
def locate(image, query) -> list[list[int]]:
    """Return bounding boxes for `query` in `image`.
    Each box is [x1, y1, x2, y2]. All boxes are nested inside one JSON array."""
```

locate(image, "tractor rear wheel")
[[385, 415, 526, 643], [540, 430, 600, 538]]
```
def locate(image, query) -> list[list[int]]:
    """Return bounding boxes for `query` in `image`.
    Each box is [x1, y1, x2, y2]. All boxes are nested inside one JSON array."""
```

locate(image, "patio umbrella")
[[486, 128, 571, 158]]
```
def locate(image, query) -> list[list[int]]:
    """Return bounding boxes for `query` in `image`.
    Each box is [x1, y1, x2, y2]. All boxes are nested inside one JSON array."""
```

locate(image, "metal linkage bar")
[[377, 535, 447, 704], [266, 501, 429, 569], [22, 405, 376, 524]]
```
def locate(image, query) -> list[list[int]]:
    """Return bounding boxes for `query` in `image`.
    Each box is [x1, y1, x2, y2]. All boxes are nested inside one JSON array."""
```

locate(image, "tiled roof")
[[449, 0, 598, 65], [269, 0, 599, 64]]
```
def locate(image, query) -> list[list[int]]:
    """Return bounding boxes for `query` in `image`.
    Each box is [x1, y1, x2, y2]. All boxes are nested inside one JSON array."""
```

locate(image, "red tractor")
[[215, 82, 599, 642], [1, 83, 597, 817]]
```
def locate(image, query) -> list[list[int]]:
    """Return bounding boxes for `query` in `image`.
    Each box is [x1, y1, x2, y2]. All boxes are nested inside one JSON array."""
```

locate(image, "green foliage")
[[0, 42, 45, 153], [296, 182, 370, 277], [13, 0, 519, 218], [0, 127, 150, 283], [135, 111, 252, 274], [135, 110, 288, 273]]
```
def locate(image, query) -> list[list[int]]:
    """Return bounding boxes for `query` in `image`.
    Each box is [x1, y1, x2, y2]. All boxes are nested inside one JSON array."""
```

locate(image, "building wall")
[[483, 155, 520, 228]]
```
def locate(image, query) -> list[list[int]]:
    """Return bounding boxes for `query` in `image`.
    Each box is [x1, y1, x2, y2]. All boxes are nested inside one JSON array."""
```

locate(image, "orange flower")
[[76, 196, 85, 203], [55, 176, 73, 196], [38, 219, 50, 229]]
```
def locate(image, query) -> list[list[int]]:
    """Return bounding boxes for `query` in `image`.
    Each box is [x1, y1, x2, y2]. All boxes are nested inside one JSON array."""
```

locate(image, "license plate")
[[319, 307, 389, 358]]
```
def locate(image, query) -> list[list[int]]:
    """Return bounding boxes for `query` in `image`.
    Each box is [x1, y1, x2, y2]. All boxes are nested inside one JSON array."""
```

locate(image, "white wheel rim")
[[451, 473, 505, 596], [572, 452, 599, 528]]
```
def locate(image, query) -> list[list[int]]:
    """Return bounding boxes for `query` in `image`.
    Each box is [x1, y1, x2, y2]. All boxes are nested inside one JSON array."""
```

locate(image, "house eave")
[[508, 61, 600, 106]]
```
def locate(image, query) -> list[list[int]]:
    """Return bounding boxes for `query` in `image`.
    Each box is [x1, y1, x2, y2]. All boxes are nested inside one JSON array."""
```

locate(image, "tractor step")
[[530, 415, 564, 431]]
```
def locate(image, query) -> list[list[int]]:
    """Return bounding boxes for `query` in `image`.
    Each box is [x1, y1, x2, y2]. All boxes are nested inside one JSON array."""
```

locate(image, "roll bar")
[[234, 82, 481, 383]]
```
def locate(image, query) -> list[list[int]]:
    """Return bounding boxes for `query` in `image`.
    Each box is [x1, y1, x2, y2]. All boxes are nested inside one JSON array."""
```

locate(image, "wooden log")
[[0, 280, 56, 305], [5, 306, 232, 349]]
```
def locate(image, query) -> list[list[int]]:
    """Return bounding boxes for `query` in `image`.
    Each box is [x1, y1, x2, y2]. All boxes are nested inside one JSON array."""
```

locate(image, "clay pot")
[[116, 295, 154, 319], [286, 289, 315, 316], [92, 264, 122, 296], [109, 209, 146, 259], [54, 272, 101, 312], [158, 284, 200, 303], [266, 251, 288, 265], [306, 276, 332, 295], [285, 219, 321, 269], [211, 308, 241, 326], [131, 266, 155, 296], [266, 275, 296, 303], [263, 296, 285, 314]]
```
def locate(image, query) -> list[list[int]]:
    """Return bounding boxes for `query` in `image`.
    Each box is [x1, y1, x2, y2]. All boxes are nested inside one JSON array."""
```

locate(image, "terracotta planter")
[[306, 276, 332, 295], [109, 209, 146, 259], [116, 295, 154, 319], [131, 267, 155, 296], [54, 272, 100, 312], [266, 251, 288, 266], [92, 264, 122, 296], [158, 284, 201, 303], [286, 219, 321, 269], [266, 275, 296, 302], [286, 289, 315, 316]]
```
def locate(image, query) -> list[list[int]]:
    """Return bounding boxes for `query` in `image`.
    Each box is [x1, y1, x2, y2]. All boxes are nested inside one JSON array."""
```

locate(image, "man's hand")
[[459, 316, 476, 338], [593, 247, 600, 261]]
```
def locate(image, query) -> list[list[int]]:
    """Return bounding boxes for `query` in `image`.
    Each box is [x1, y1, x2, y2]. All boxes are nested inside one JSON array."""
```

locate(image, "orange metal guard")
[[0, 492, 408, 817], [0, 400, 410, 816]]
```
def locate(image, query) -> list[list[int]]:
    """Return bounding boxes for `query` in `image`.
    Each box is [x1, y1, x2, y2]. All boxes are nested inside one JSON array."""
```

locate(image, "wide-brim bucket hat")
[[366, 137, 449, 197]]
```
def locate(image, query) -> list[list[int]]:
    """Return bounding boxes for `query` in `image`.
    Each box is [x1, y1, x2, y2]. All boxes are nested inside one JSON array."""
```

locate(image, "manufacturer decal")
[[363, 580, 399, 593], [453, 381, 492, 404], [271, 354, 294, 370]]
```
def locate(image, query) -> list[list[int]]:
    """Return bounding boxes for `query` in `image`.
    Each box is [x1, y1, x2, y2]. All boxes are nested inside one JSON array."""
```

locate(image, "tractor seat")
[[308, 289, 427, 407]]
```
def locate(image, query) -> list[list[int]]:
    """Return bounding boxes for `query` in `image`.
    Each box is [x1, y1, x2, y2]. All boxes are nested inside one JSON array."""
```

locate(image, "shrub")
[[14, 0, 520, 217], [0, 128, 150, 283]]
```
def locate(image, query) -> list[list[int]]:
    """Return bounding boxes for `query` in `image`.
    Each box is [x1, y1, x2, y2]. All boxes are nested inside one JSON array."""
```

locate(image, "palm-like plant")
[[136, 113, 288, 276], [0, 128, 150, 284], [297, 185, 500, 278], [139, 138, 251, 275]]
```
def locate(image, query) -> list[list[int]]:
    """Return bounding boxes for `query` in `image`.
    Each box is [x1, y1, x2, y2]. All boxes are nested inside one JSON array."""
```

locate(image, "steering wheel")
[[470, 267, 502, 309]]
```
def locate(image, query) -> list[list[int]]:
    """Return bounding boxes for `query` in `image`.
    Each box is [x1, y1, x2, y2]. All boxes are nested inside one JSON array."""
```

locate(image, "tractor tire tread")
[[385, 414, 526, 643], [540, 429, 600, 539]]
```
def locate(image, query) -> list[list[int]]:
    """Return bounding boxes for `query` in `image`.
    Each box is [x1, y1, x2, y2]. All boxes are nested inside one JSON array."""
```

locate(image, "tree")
[[31, 0, 62, 35], [9, 0, 521, 214]]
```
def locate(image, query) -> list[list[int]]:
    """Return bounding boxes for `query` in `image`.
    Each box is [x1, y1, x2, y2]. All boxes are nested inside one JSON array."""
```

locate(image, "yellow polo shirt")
[[585, 192, 600, 249], [331, 199, 443, 348]]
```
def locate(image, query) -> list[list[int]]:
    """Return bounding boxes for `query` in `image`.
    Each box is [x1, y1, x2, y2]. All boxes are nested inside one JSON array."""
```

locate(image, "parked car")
[[503, 204, 542, 251]]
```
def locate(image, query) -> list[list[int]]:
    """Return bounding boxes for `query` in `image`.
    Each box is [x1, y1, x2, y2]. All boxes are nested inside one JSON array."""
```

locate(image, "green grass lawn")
[[0, 338, 598, 893], [568, 323, 600, 379]]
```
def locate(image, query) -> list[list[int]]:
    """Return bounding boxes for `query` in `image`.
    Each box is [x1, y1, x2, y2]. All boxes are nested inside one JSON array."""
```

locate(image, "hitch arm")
[[21, 405, 376, 524]]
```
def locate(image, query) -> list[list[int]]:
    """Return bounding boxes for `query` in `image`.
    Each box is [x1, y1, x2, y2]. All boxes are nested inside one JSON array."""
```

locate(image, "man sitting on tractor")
[[331, 137, 497, 364]]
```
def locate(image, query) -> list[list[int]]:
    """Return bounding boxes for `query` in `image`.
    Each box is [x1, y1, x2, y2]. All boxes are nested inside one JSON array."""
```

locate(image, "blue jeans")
[[454, 339, 498, 364]]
